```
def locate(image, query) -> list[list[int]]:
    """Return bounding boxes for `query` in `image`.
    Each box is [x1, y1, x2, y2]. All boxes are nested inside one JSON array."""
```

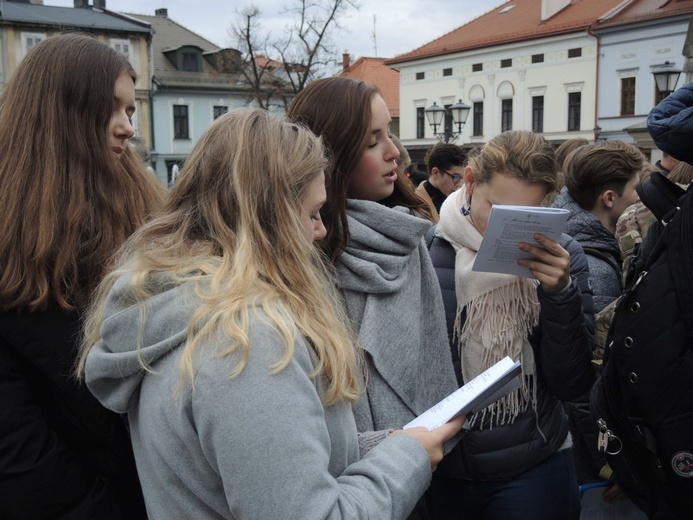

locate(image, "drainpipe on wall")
[[586, 25, 600, 141]]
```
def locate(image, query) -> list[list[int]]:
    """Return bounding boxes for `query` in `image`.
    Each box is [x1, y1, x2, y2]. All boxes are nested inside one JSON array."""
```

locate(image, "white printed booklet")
[[404, 357, 522, 431]]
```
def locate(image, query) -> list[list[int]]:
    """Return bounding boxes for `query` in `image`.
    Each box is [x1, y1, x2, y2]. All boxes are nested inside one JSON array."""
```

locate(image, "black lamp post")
[[149, 149, 159, 172], [652, 61, 682, 97], [425, 99, 471, 142], [593, 126, 602, 142]]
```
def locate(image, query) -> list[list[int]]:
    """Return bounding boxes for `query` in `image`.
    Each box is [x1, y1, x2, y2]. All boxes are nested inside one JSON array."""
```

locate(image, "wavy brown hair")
[[564, 140, 644, 211], [0, 34, 164, 311], [287, 76, 432, 263], [468, 130, 559, 192]]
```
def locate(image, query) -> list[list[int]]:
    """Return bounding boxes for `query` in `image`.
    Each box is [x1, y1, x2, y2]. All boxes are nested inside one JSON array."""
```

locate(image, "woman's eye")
[[367, 140, 378, 148]]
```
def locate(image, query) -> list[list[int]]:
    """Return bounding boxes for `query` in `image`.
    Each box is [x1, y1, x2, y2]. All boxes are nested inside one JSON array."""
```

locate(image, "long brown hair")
[[0, 34, 164, 312], [287, 77, 431, 263]]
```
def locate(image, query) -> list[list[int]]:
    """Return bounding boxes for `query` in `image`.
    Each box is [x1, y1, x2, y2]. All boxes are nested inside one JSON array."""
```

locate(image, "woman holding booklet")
[[427, 130, 595, 519], [78, 108, 462, 520]]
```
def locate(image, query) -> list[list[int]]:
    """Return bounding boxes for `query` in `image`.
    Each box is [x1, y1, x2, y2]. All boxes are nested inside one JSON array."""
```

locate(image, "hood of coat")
[[85, 275, 197, 414], [553, 188, 620, 258]]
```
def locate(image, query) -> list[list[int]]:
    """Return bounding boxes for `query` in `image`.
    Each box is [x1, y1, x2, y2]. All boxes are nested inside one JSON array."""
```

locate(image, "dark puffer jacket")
[[553, 188, 622, 312], [428, 233, 595, 480], [648, 81, 693, 164]]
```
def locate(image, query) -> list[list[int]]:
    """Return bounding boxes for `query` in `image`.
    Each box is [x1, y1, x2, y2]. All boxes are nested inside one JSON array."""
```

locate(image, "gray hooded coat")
[[85, 276, 431, 520]]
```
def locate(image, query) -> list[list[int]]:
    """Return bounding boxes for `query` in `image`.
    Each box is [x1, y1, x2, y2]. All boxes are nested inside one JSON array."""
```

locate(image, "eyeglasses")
[[440, 169, 463, 183]]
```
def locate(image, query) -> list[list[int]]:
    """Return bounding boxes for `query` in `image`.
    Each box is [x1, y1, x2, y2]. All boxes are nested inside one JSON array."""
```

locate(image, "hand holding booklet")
[[404, 357, 522, 431], [472, 205, 570, 278]]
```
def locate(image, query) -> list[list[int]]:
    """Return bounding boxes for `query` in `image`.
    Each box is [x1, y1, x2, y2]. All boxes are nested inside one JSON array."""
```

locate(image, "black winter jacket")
[[428, 233, 595, 480], [0, 308, 146, 520]]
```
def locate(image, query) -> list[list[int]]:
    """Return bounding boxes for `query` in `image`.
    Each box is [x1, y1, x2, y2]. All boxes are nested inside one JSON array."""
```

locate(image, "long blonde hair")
[[78, 108, 361, 404]]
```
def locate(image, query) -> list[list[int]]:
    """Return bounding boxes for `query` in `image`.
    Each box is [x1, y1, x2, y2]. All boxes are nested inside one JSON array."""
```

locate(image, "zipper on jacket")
[[597, 418, 622, 455]]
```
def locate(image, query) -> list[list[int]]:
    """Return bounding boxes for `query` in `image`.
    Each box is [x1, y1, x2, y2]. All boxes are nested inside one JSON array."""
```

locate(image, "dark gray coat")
[[428, 232, 595, 480], [553, 188, 622, 312]]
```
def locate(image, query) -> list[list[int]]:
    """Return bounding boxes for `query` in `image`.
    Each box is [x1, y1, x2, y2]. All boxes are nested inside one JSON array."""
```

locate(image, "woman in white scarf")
[[429, 131, 594, 520]]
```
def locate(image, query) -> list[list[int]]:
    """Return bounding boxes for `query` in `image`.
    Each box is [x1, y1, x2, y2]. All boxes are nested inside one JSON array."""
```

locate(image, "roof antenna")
[[372, 14, 377, 57]]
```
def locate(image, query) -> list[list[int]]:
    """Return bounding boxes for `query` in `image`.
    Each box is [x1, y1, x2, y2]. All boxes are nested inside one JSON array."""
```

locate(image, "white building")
[[387, 0, 693, 162], [593, 0, 693, 158]]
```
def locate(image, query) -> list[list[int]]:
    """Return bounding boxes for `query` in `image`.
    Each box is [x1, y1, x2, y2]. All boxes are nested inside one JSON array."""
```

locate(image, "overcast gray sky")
[[47, 0, 497, 61]]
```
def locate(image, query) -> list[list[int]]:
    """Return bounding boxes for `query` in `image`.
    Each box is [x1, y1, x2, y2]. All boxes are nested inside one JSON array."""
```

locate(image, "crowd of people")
[[1, 33, 691, 520]]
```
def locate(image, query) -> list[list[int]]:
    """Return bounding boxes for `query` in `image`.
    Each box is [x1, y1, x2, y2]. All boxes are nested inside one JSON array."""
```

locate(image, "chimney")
[[155, 8, 168, 17], [93, 0, 105, 9], [342, 52, 350, 72], [30, 0, 44, 5], [74, 0, 88, 7], [541, 0, 571, 21]]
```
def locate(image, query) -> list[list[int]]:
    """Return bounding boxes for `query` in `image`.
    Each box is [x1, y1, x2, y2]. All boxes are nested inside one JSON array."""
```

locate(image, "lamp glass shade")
[[450, 99, 471, 126], [653, 64, 682, 94], [424, 102, 445, 127]]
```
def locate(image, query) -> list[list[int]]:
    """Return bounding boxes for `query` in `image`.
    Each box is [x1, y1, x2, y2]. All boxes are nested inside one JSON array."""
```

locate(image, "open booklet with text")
[[404, 357, 522, 431], [473, 205, 570, 278]]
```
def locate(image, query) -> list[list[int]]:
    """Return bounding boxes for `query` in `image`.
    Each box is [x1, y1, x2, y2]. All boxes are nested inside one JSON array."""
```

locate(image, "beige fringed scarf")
[[437, 187, 541, 428]]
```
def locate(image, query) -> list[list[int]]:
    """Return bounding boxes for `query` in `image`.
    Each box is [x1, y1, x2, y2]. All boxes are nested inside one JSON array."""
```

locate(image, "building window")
[[621, 77, 636, 116], [110, 39, 132, 62], [473, 102, 483, 136], [173, 105, 189, 139], [416, 72, 425, 80], [501, 99, 513, 131], [501, 58, 512, 68], [443, 68, 453, 77], [568, 92, 581, 131], [444, 104, 453, 137], [654, 83, 668, 105], [213, 105, 228, 119], [532, 96, 544, 133], [416, 107, 425, 139], [568, 47, 582, 58], [532, 53, 544, 64], [22, 32, 46, 57], [182, 52, 200, 72], [472, 63, 483, 72]]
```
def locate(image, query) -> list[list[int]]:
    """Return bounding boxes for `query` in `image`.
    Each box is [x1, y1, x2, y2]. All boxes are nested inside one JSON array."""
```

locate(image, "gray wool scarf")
[[337, 199, 458, 432]]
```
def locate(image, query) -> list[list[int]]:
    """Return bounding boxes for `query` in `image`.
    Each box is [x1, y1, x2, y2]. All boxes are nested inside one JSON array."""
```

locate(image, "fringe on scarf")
[[454, 280, 541, 429]]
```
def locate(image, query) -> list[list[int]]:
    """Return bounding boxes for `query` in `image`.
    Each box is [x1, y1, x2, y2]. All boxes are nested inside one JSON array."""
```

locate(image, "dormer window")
[[182, 52, 200, 72], [163, 45, 205, 72]]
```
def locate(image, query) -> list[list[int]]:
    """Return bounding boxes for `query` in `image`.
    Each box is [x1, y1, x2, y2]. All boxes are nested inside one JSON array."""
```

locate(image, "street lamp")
[[652, 61, 682, 96], [149, 149, 159, 171], [424, 99, 471, 142], [593, 126, 602, 142]]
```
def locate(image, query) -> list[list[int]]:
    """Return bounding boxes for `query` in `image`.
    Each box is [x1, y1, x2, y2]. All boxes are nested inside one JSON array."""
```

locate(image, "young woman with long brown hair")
[[287, 77, 460, 519], [77, 108, 461, 519], [0, 34, 163, 519]]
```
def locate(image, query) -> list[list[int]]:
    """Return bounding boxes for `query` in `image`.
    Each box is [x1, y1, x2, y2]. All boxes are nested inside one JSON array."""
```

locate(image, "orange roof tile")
[[387, 0, 626, 65], [596, 0, 693, 28], [339, 57, 400, 117]]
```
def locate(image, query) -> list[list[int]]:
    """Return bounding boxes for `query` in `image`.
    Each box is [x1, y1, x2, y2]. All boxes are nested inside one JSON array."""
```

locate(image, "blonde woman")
[[78, 109, 461, 520], [427, 131, 594, 519]]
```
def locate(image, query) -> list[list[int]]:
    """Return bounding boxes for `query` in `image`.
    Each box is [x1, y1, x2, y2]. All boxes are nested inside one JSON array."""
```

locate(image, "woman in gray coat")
[[78, 109, 461, 520]]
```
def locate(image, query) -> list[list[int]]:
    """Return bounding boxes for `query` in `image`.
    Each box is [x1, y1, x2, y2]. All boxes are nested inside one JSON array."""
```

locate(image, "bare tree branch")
[[230, 0, 359, 109]]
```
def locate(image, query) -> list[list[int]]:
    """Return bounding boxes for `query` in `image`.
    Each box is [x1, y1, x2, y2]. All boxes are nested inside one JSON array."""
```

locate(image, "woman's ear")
[[464, 166, 476, 192]]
